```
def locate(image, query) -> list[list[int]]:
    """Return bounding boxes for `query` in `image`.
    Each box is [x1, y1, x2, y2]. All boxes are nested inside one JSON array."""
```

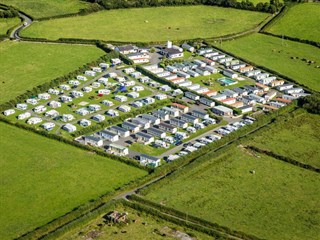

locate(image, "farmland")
[[212, 33, 320, 91], [0, 17, 20, 35], [141, 146, 320, 240], [0, 41, 104, 103], [0, 0, 90, 19], [245, 110, 320, 168], [0, 122, 147, 240], [266, 3, 320, 42], [20, 5, 270, 42], [62, 205, 213, 240]]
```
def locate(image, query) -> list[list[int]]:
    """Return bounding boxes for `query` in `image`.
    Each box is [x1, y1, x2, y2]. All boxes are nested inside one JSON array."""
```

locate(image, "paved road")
[[10, 12, 32, 40]]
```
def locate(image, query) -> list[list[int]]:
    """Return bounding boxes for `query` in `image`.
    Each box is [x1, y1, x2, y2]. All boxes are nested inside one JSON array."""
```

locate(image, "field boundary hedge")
[[246, 146, 320, 173], [128, 195, 262, 240], [259, 4, 320, 48]]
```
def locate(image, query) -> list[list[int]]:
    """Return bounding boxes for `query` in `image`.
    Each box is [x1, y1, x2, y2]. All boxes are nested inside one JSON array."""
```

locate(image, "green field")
[[0, 122, 146, 240], [0, 0, 90, 19], [0, 41, 104, 103], [245, 110, 320, 168], [21, 6, 270, 42], [63, 205, 213, 240], [0, 17, 20, 35], [266, 3, 320, 42], [141, 147, 320, 240], [212, 33, 320, 91]]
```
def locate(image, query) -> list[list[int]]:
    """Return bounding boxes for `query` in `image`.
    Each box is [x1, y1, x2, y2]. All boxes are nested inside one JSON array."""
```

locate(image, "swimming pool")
[[218, 77, 238, 86]]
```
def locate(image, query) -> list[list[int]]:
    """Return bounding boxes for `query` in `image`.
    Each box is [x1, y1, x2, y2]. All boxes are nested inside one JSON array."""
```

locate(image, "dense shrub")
[[297, 93, 320, 115]]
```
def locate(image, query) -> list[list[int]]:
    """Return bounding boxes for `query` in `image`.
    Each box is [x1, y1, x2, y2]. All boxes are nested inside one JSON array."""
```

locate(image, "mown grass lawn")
[[190, 74, 254, 91], [0, 0, 90, 19], [0, 122, 147, 240], [245, 109, 320, 168], [21, 5, 270, 42], [212, 33, 320, 91], [129, 143, 165, 156], [266, 3, 320, 42], [62, 205, 214, 240], [141, 146, 320, 240], [0, 41, 104, 103], [0, 17, 20, 35]]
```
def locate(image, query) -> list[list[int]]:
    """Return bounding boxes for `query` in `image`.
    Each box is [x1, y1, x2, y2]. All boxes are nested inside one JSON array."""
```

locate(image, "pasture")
[[20, 6, 270, 42], [266, 3, 320, 42], [0, 0, 90, 19], [0, 122, 146, 240], [213, 33, 320, 91], [62, 205, 213, 240], [245, 110, 320, 168], [0, 17, 20, 35], [0, 41, 104, 103], [141, 146, 320, 240]]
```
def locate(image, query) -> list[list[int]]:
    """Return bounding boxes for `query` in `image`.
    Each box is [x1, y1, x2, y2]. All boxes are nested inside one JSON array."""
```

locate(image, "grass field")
[[245, 110, 320, 168], [0, 41, 104, 103], [212, 33, 320, 91], [62, 205, 213, 240], [0, 122, 146, 240], [266, 3, 320, 42], [0, 0, 90, 19], [20, 6, 270, 42], [0, 17, 20, 35], [141, 147, 320, 240]]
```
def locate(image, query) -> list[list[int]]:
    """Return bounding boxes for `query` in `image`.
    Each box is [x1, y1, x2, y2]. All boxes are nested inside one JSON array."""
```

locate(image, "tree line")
[[0, 6, 19, 18], [84, 0, 283, 13], [297, 93, 320, 115]]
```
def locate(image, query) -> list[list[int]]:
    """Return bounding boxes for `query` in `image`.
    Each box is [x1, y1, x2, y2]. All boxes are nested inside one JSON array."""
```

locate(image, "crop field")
[[140, 146, 320, 240], [0, 17, 20, 35], [266, 3, 320, 42], [213, 33, 320, 91], [62, 205, 213, 240], [20, 6, 270, 42], [245, 110, 320, 168], [0, 122, 147, 240], [0, 41, 104, 103], [0, 0, 90, 19]]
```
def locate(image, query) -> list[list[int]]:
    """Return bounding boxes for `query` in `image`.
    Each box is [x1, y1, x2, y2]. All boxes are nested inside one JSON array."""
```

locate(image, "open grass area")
[[266, 3, 320, 42], [0, 41, 104, 103], [245, 110, 320, 168], [62, 205, 213, 240], [21, 6, 270, 42], [0, 17, 20, 35], [129, 143, 166, 157], [141, 146, 320, 240], [0, 122, 147, 240], [212, 33, 320, 91], [0, 0, 90, 19], [190, 74, 254, 91]]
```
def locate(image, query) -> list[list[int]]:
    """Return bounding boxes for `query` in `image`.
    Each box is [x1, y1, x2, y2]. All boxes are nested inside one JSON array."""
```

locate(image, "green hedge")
[[128, 195, 262, 240], [246, 146, 320, 173]]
